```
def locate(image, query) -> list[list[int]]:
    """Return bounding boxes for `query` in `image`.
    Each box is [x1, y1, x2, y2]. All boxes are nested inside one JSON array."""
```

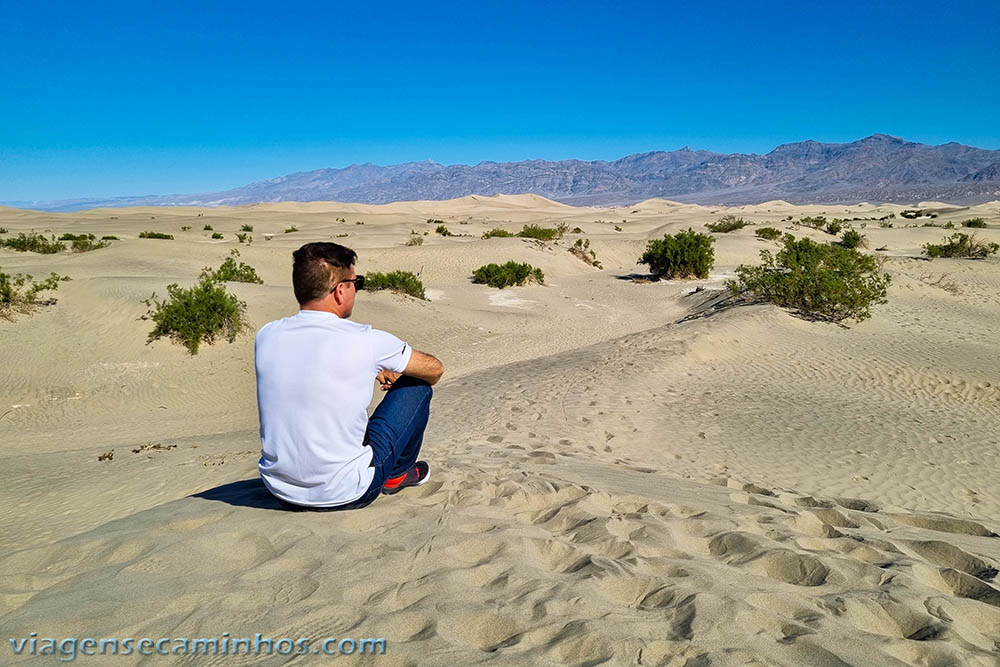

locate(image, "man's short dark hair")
[[292, 242, 358, 304]]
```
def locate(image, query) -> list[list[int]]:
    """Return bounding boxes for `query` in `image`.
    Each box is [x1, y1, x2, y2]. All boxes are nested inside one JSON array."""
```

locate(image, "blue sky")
[[2, 0, 998, 201]]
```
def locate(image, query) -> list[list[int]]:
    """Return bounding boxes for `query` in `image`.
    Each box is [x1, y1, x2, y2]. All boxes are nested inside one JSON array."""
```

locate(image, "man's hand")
[[376, 370, 401, 391]]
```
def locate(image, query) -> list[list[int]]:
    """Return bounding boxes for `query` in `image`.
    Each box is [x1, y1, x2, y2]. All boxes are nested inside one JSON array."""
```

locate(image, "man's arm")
[[402, 349, 444, 385]]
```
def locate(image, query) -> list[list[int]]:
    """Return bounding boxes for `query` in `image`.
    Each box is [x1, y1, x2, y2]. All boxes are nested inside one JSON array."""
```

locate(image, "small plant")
[[943, 221, 955, 229], [211, 232, 224, 239], [921, 222, 939, 227], [639, 229, 715, 279], [1, 269, 69, 320], [143, 277, 250, 354], [705, 215, 748, 233], [570, 238, 602, 268], [900, 209, 923, 219], [236, 232, 252, 244], [878, 220, 894, 228], [824, 221, 843, 235], [335, 233, 348, 238], [482, 228, 514, 239], [2, 232, 65, 254], [435, 225, 453, 237], [962, 218, 987, 228], [614, 225, 623, 232], [139, 231, 173, 240], [203, 224, 213, 231], [427, 218, 444, 224], [181, 225, 192, 231], [471, 261, 545, 288], [201, 249, 263, 284], [0, 228, 8, 234], [571, 227, 584, 234], [517, 224, 562, 241], [355, 221, 365, 225], [71, 237, 111, 252], [101, 235, 119, 240], [755, 227, 782, 241], [240, 224, 254, 232], [923, 233, 999, 259], [727, 235, 890, 323], [797, 216, 827, 229], [364, 271, 426, 299], [284, 226, 298, 233], [59, 233, 95, 241], [838, 229, 866, 249], [404, 235, 424, 246]]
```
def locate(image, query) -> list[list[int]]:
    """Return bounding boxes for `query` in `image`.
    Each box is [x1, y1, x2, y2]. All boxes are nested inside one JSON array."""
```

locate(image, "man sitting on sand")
[[255, 242, 444, 510]]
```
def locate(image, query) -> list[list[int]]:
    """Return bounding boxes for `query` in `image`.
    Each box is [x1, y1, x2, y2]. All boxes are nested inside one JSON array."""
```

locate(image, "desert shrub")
[[435, 225, 453, 236], [335, 233, 348, 238], [614, 225, 623, 232], [571, 227, 584, 234], [59, 233, 95, 241], [639, 229, 715, 279], [2, 232, 65, 254], [921, 222, 939, 227], [962, 218, 987, 228], [143, 277, 249, 354], [755, 227, 782, 240], [824, 221, 843, 235], [570, 238, 602, 268], [943, 221, 955, 229], [517, 224, 561, 241], [404, 235, 423, 246], [0, 227, 7, 234], [201, 249, 263, 284], [211, 232, 224, 239], [471, 261, 545, 288], [364, 271, 426, 299], [727, 235, 891, 322], [355, 221, 365, 225], [240, 224, 254, 232], [482, 228, 514, 239], [427, 218, 444, 224], [101, 235, 119, 240], [900, 209, 922, 219], [838, 229, 866, 249], [705, 215, 748, 233], [1, 269, 69, 320], [71, 237, 111, 252], [181, 225, 192, 231], [284, 226, 298, 233], [923, 233, 999, 259], [203, 224, 213, 231], [139, 231, 173, 240], [797, 216, 827, 229], [236, 232, 252, 244]]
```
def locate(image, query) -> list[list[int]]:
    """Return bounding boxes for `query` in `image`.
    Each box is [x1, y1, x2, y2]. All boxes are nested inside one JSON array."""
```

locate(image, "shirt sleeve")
[[369, 327, 412, 374]]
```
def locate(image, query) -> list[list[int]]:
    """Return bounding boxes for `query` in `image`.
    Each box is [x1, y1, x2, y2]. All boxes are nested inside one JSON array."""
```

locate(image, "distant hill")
[[12, 134, 1000, 212]]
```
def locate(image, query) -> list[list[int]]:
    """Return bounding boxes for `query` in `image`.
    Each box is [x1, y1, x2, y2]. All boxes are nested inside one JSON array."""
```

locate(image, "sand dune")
[[1, 197, 998, 664]]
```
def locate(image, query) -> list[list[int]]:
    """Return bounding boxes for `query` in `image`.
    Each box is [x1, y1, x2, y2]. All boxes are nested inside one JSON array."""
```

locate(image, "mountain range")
[[11, 134, 1000, 212]]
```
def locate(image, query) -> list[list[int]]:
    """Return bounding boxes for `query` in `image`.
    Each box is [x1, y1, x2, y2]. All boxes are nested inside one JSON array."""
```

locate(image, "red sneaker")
[[381, 461, 430, 495]]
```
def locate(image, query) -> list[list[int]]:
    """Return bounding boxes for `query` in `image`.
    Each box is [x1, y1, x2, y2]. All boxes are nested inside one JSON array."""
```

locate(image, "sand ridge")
[[1, 197, 999, 664]]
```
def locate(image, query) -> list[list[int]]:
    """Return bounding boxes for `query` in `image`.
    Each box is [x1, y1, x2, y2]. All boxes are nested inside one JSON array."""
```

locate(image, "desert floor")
[[1, 195, 999, 665]]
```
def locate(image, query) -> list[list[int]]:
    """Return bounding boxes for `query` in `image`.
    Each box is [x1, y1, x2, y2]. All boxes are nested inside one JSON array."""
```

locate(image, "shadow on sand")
[[192, 478, 291, 511]]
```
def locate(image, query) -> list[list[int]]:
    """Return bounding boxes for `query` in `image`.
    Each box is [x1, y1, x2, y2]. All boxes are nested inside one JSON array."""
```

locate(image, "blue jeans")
[[280, 375, 432, 511]]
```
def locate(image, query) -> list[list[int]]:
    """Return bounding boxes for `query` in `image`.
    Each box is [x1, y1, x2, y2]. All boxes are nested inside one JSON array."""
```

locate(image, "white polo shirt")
[[255, 309, 413, 507]]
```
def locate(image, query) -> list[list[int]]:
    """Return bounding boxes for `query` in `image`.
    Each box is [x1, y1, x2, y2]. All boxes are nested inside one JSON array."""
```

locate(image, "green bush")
[[139, 231, 174, 240], [838, 229, 866, 249], [824, 221, 843, 235], [101, 235, 119, 240], [211, 232, 224, 239], [705, 215, 748, 233], [471, 261, 545, 288], [240, 224, 254, 232], [143, 277, 250, 354], [517, 224, 564, 241], [203, 224, 213, 231], [2, 232, 65, 254], [728, 235, 891, 322], [181, 225, 192, 231], [639, 229, 715, 279], [284, 226, 298, 233], [236, 232, 252, 244], [962, 218, 987, 228], [0, 227, 7, 234], [364, 271, 426, 299], [923, 233, 999, 259], [59, 233, 95, 241], [427, 218, 444, 224], [900, 209, 923, 219], [435, 225, 453, 236], [797, 216, 827, 229], [570, 238, 602, 268], [1, 269, 69, 320], [404, 235, 423, 246], [571, 227, 584, 234], [943, 221, 955, 229], [201, 250, 263, 284], [482, 228, 514, 239], [71, 237, 111, 252], [755, 227, 782, 240]]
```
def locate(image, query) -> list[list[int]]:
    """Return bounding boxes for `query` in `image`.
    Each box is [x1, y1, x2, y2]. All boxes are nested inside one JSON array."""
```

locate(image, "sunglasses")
[[331, 275, 365, 292]]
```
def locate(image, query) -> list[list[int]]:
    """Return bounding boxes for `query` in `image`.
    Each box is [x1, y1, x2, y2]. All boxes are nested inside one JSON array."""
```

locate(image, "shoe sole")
[[381, 467, 430, 495]]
